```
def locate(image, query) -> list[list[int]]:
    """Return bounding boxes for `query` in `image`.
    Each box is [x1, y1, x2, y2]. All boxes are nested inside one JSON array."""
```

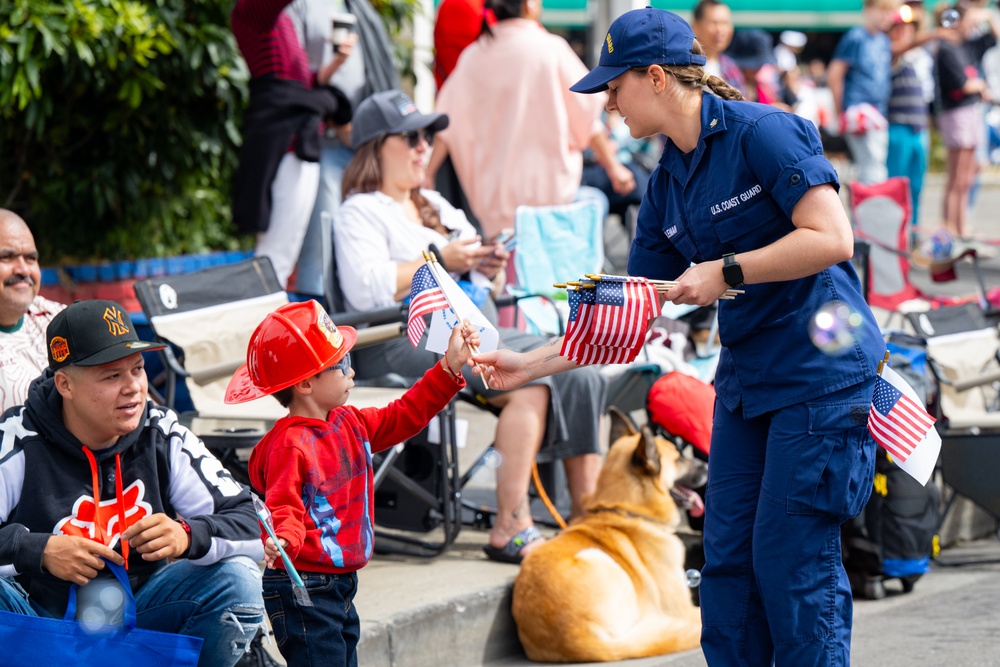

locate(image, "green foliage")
[[0, 0, 250, 263], [371, 0, 423, 81]]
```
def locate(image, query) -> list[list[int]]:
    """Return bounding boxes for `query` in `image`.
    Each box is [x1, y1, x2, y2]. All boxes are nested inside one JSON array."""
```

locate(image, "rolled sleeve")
[[745, 112, 838, 219], [769, 154, 840, 220]]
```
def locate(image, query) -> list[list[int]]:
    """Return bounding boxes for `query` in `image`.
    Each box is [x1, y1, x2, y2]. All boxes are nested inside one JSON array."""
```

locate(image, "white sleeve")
[[333, 195, 401, 312]]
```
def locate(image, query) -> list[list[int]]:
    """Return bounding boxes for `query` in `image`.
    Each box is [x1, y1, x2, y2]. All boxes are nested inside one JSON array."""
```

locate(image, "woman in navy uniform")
[[471, 8, 885, 666]]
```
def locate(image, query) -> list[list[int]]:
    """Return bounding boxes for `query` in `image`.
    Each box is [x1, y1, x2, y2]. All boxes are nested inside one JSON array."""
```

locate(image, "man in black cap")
[[0, 299, 265, 667]]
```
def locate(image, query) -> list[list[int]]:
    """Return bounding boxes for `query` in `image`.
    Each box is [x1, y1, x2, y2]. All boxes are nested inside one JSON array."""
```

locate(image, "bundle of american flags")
[[558, 275, 662, 365], [555, 273, 745, 365]]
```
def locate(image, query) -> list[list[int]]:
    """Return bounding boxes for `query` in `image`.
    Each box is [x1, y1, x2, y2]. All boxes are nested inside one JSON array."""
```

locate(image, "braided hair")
[[631, 39, 745, 101]]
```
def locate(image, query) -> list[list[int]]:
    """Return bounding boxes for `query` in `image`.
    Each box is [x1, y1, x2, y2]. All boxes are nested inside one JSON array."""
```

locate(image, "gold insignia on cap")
[[50, 336, 70, 363], [103, 306, 130, 337], [606, 33, 614, 53]]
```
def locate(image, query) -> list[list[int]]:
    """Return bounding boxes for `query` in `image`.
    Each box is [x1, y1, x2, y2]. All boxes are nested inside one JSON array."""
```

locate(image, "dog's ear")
[[608, 406, 638, 444], [631, 425, 661, 477]]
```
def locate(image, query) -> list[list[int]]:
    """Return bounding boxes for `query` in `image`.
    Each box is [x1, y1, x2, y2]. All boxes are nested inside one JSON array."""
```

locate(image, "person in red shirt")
[[433, 0, 495, 89], [226, 300, 478, 667]]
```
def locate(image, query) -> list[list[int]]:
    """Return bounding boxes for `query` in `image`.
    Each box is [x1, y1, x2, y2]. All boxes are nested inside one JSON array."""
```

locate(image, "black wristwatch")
[[722, 253, 744, 288]]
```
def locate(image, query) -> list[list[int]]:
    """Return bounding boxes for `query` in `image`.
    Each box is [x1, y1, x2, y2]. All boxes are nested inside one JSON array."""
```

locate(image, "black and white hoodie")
[[0, 372, 263, 616]]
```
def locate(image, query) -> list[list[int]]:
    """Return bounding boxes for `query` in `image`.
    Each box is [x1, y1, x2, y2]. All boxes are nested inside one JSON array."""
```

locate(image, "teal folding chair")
[[510, 199, 606, 336]]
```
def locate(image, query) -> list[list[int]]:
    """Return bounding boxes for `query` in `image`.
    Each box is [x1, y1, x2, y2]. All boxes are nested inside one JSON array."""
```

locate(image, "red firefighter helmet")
[[224, 300, 357, 404]]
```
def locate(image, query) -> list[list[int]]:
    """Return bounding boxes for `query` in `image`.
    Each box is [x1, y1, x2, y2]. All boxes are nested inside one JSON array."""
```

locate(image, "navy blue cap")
[[570, 8, 707, 95], [351, 90, 449, 148]]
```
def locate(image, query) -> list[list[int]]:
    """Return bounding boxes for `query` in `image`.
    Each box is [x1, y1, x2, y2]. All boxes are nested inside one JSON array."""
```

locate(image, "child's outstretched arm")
[[440, 320, 479, 378]]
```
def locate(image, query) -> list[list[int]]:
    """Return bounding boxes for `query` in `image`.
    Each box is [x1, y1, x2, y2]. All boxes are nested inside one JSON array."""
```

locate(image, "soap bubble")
[[76, 576, 126, 633], [482, 447, 503, 469], [940, 7, 960, 28], [809, 301, 863, 355], [686, 569, 702, 588]]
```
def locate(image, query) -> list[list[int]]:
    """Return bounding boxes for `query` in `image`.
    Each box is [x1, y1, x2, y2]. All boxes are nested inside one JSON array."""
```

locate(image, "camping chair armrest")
[[929, 357, 1000, 393], [953, 369, 1000, 393], [334, 303, 407, 328], [355, 322, 406, 349]]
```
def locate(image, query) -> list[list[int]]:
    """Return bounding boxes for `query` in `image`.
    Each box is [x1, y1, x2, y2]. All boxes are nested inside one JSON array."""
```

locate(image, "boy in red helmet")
[[225, 300, 478, 667]]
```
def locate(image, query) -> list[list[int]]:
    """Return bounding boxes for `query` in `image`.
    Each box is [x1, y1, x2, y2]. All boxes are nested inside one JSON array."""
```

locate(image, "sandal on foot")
[[483, 525, 544, 564]]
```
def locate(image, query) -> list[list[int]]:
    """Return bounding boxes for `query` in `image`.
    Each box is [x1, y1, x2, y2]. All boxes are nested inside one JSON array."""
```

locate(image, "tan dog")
[[511, 408, 706, 663]]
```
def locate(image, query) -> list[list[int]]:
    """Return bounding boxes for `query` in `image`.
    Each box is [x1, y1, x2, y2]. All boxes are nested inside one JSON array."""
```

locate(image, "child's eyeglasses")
[[395, 129, 435, 149], [325, 353, 351, 376]]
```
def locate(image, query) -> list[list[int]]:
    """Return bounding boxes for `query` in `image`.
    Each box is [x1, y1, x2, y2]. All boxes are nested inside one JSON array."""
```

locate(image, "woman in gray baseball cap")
[[333, 89, 609, 565]]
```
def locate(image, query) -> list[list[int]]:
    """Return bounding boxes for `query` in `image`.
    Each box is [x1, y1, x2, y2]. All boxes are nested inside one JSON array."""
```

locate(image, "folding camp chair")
[[509, 199, 606, 336], [850, 178, 992, 328], [916, 311, 1000, 538]]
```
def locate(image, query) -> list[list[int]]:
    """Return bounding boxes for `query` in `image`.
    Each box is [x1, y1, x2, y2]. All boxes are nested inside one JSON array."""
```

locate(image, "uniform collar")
[[660, 92, 728, 188]]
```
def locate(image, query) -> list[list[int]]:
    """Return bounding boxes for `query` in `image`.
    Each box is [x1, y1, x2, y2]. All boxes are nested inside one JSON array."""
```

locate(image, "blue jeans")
[[887, 124, 928, 230], [700, 380, 876, 666], [263, 568, 360, 667], [0, 556, 264, 667], [296, 142, 355, 297]]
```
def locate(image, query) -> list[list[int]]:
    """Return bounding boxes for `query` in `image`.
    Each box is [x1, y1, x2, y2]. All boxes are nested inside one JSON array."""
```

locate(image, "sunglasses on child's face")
[[395, 129, 435, 149], [326, 353, 351, 377]]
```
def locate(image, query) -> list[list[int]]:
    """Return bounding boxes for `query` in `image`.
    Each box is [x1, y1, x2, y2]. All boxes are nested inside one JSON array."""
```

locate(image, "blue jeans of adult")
[[263, 568, 360, 667], [700, 379, 877, 666], [295, 142, 355, 297], [887, 124, 928, 231], [0, 556, 264, 667]]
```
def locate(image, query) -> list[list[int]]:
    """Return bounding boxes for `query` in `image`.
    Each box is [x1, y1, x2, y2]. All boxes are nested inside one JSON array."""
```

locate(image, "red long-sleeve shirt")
[[231, 0, 311, 84], [248, 362, 464, 574]]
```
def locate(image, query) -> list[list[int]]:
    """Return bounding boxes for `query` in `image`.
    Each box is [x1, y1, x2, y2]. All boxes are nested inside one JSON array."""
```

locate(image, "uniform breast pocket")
[[709, 192, 781, 247]]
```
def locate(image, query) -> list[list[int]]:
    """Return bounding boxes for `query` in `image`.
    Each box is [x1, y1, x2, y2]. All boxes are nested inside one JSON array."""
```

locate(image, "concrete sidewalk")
[[263, 175, 1000, 667]]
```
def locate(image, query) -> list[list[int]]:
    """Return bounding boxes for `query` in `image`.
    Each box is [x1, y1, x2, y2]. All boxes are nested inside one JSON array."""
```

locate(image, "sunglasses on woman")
[[325, 353, 352, 376], [395, 129, 435, 149]]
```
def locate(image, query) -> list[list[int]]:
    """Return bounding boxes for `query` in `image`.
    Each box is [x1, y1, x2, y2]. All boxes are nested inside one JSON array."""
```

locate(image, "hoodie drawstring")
[[82, 447, 129, 570]]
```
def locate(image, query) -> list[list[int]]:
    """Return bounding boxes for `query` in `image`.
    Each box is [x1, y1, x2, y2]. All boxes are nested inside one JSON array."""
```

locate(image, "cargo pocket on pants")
[[787, 399, 875, 521]]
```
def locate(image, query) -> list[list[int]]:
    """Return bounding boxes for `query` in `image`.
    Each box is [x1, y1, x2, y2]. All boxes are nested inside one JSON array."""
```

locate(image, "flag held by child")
[[407, 263, 450, 347], [868, 363, 941, 485]]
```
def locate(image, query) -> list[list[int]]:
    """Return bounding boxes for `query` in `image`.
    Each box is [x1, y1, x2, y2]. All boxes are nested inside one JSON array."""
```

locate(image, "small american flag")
[[561, 277, 660, 365], [407, 264, 449, 347], [560, 287, 596, 362], [868, 365, 937, 463]]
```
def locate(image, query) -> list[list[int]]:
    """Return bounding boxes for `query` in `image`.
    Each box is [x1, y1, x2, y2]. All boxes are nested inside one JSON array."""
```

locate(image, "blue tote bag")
[[0, 561, 202, 666]]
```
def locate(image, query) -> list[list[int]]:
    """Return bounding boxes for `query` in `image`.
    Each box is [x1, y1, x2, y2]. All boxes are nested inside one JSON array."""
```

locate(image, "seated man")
[[0, 208, 64, 413], [0, 299, 265, 667]]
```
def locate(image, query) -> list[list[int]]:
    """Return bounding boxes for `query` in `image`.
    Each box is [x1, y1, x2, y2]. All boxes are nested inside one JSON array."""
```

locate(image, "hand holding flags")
[[406, 252, 499, 388], [868, 352, 941, 485]]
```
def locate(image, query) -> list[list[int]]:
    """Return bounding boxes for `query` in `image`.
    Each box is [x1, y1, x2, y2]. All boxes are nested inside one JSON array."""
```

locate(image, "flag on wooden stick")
[[407, 263, 449, 347], [868, 361, 941, 485]]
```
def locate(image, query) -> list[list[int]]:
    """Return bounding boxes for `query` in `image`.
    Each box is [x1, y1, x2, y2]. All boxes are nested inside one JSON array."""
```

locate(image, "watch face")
[[723, 260, 743, 287]]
